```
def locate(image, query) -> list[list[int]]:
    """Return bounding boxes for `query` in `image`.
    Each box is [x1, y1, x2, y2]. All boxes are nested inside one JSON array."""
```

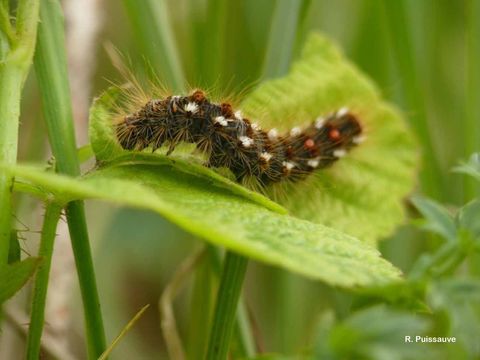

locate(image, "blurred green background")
[[3, 0, 478, 359]]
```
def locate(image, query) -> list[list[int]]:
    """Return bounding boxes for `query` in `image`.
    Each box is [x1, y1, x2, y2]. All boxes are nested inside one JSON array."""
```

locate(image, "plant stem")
[[98, 304, 150, 360], [4, 305, 76, 360], [190, 246, 255, 359], [187, 248, 215, 359], [34, 0, 106, 357], [26, 202, 62, 360], [0, 66, 23, 264], [0, 0, 40, 265], [205, 251, 248, 360], [34, 0, 79, 176], [65, 202, 106, 358]]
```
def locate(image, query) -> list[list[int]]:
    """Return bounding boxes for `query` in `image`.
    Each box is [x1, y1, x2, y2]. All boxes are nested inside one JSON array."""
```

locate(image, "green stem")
[[0, 5, 14, 44], [65, 201, 106, 358], [187, 248, 215, 359], [0, 0, 40, 265], [0, 66, 23, 264], [26, 202, 62, 360], [205, 252, 248, 360], [33, 0, 106, 357], [34, 0, 79, 176], [190, 246, 255, 359]]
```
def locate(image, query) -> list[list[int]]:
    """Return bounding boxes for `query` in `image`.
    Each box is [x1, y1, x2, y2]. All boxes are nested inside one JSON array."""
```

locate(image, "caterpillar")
[[115, 89, 363, 187]]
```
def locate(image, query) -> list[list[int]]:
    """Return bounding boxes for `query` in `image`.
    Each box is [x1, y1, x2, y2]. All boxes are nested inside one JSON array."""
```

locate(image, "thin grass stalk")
[[187, 249, 215, 359], [33, 0, 106, 357], [25, 202, 62, 360], [205, 252, 248, 360], [191, 246, 255, 359], [98, 304, 150, 360]]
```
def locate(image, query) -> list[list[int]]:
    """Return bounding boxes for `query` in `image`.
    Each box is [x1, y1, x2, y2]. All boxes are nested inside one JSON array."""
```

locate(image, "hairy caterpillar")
[[114, 89, 363, 187]]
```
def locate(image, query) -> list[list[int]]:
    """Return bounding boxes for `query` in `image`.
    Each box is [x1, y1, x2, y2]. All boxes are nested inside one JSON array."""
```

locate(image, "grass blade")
[[26, 202, 62, 360], [0, 257, 41, 304], [206, 252, 248, 360], [98, 304, 150, 360], [187, 249, 216, 359], [34, 0, 106, 357]]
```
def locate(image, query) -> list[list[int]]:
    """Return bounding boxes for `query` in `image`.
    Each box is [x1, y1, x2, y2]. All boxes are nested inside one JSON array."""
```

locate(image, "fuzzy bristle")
[[115, 90, 363, 186]]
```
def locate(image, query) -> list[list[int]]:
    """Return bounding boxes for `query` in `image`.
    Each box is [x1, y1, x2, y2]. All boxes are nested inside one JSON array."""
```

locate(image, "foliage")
[[0, 1, 479, 359], [0, 257, 41, 304], [6, 34, 418, 288], [314, 166, 480, 360], [242, 34, 417, 244]]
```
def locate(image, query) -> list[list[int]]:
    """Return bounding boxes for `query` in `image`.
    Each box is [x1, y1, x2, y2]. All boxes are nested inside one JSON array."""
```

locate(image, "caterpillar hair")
[[114, 89, 363, 187]]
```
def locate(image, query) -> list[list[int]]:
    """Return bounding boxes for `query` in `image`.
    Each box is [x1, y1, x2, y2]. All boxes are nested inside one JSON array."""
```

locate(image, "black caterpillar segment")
[[115, 90, 364, 186]]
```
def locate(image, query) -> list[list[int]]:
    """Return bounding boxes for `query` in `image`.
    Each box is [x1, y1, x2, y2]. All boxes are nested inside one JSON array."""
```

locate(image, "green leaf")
[[91, 34, 417, 245], [411, 196, 456, 242], [77, 144, 94, 164], [314, 306, 433, 360], [428, 279, 480, 357], [457, 200, 480, 240], [0, 257, 41, 304], [453, 153, 480, 183], [353, 281, 430, 313], [88, 87, 286, 215], [89, 86, 126, 163], [7, 164, 401, 287], [242, 33, 418, 244]]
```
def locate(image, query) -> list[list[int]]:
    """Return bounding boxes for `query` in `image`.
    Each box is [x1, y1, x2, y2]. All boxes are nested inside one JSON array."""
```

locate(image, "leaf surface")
[[0, 257, 41, 304], [242, 34, 418, 243], [8, 164, 400, 287], [6, 33, 418, 287]]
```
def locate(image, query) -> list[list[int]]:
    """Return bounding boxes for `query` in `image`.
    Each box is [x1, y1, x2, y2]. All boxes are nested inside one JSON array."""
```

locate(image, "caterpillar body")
[[115, 90, 363, 187]]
